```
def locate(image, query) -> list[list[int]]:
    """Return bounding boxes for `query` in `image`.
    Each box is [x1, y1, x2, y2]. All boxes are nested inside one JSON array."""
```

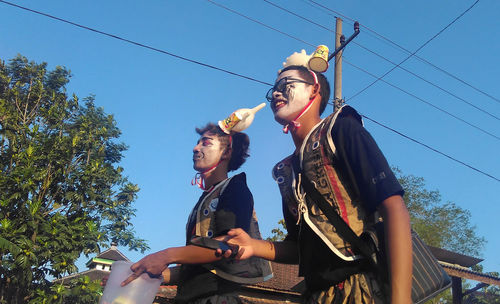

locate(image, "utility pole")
[[309, 18, 359, 112], [329, 19, 359, 112], [334, 18, 344, 112]]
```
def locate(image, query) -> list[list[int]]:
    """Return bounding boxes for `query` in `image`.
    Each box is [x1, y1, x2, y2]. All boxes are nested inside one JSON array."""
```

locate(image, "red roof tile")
[[252, 262, 302, 292]]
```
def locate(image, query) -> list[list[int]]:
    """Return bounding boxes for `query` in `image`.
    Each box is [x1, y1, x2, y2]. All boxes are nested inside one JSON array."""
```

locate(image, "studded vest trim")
[[189, 173, 273, 284], [273, 106, 372, 262]]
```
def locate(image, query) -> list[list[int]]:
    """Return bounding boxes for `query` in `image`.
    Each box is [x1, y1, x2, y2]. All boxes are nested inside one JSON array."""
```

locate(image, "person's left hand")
[[121, 250, 168, 286], [214, 228, 254, 260]]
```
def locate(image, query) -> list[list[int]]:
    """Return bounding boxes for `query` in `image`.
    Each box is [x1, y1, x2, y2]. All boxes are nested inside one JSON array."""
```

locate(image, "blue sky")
[[1, 0, 499, 276]]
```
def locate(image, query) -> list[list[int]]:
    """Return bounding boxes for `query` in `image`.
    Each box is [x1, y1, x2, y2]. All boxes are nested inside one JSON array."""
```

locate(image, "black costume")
[[176, 173, 272, 303], [273, 106, 403, 303]]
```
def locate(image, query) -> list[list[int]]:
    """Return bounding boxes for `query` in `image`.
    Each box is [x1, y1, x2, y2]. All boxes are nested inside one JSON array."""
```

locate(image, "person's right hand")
[[216, 228, 255, 260], [121, 250, 168, 286]]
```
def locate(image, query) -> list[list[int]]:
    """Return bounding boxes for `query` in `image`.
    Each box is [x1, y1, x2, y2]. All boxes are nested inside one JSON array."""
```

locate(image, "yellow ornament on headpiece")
[[218, 103, 266, 134], [308, 45, 329, 73], [279, 46, 330, 74]]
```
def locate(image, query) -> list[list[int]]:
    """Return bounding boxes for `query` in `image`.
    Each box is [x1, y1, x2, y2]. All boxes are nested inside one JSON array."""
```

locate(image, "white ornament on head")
[[278, 49, 311, 74]]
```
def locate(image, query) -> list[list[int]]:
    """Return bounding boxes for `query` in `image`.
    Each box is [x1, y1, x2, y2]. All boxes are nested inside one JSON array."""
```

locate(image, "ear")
[[221, 147, 232, 160], [310, 83, 321, 100]]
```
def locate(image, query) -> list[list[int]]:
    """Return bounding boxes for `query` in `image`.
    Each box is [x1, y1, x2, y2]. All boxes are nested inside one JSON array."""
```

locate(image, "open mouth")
[[272, 99, 287, 111]]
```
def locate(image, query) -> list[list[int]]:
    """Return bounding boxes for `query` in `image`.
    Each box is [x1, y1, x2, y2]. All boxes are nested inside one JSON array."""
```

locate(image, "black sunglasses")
[[265, 77, 314, 102]]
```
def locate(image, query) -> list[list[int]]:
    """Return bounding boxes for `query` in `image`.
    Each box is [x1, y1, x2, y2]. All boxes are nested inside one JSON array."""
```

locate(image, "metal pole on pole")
[[334, 17, 344, 112]]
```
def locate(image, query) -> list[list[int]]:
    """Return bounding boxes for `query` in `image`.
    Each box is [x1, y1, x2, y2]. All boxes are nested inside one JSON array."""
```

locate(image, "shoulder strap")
[[292, 155, 376, 262], [219, 175, 234, 193]]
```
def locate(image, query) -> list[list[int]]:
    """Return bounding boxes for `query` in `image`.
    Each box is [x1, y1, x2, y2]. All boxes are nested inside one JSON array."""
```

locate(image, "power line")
[[352, 41, 500, 121], [207, 0, 318, 48], [1, 1, 497, 184], [206, 0, 313, 47], [209, 0, 499, 140], [359, 114, 500, 183], [306, 0, 500, 105], [304, 0, 354, 23], [262, 0, 500, 121], [347, 0, 481, 101], [0, 0, 273, 87], [262, 0, 332, 33], [207, 0, 312, 45], [343, 58, 500, 141]]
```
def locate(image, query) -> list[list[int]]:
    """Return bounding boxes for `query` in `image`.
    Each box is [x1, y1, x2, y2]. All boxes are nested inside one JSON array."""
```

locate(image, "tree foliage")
[[395, 168, 487, 303], [394, 168, 485, 257], [0, 55, 148, 303], [266, 219, 286, 242]]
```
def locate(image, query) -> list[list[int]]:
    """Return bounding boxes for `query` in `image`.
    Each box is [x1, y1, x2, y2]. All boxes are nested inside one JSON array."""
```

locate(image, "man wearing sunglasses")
[[222, 63, 412, 303]]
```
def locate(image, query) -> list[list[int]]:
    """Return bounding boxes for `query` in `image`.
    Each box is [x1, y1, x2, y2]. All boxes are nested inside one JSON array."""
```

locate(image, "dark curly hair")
[[195, 123, 250, 172], [279, 65, 331, 115]]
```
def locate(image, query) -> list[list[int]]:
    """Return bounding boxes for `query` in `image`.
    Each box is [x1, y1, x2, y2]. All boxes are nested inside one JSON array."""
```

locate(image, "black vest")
[[272, 106, 375, 262]]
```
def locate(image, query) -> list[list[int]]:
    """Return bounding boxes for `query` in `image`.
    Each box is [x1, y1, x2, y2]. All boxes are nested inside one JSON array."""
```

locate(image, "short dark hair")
[[279, 65, 331, 115], [195, 123, 250, 172]]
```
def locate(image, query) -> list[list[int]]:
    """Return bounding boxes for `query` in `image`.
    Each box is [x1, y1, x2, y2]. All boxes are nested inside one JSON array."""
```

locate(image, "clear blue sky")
[[1, 0, 499, 275]]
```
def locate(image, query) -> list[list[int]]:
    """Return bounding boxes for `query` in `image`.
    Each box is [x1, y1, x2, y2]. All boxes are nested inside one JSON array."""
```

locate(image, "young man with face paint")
[[222, 64, 412, 303], [122, 123, 271, 304]]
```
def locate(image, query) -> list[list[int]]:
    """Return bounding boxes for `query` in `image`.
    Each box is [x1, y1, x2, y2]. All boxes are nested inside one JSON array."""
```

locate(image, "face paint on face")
[[283, 84, 295, 102], [271, 70, 314, 126], [192, 132, 225, 173]]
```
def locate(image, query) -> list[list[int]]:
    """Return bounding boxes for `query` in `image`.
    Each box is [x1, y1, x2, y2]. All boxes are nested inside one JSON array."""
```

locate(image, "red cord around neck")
[[191, 135, 232, 191], [282, 70, 319, 134]]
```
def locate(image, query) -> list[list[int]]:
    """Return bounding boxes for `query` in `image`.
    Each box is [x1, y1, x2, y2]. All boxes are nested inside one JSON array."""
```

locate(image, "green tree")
[[266, 219, 286, 242], [470, 283, 500, 303], [395, 168, 488, 303], [462, 267, 500, 303], [0, 55, 148, 303], [394, 167, 485, 257]]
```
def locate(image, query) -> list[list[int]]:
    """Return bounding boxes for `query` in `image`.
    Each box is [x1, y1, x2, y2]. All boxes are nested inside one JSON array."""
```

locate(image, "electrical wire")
[[262, 0, 332, 33], [208, 0, 499, 141], [346, 0, 481, 101], [206, 0, 313, 47], [206, 0, 500, 180], [0, 0, 498, 183], [209, 0, 500, 182], [262, 0, 499, 121], [306, 0, 500, 105], [352, 42, 500, 121], [343, 58, 500, 141], [0, 0, 273, 87], [359, 114, 500, 182]]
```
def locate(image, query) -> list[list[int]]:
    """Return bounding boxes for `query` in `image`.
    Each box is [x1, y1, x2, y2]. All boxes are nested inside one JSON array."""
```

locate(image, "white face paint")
[[270, 70, 313, 126], [192, 132, 225, 173]]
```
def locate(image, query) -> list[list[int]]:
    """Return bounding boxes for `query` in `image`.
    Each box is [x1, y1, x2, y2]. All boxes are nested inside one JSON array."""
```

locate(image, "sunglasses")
[[265, 77, 314, 102]]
